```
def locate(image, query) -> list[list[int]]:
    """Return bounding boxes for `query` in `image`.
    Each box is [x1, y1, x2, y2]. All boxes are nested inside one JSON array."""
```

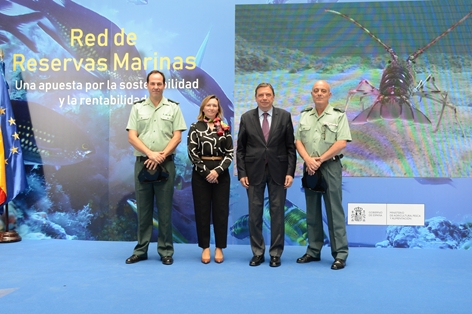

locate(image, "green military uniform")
[[295, 105, 351, 261], [126, 96, 187, 258]]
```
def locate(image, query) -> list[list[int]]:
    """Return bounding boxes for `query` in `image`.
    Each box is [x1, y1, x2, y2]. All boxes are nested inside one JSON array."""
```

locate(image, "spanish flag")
[[0, 129, 6, 204], [0, 57, 26, 207]]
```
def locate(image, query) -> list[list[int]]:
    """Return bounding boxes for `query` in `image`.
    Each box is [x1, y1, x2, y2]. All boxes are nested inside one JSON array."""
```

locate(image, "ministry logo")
[[351, 206, 365, 222]]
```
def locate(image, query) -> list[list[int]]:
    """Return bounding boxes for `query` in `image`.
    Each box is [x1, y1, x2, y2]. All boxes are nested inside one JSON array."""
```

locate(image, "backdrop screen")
[[235, 0, 472, 177], [1, 0, 472, 247]]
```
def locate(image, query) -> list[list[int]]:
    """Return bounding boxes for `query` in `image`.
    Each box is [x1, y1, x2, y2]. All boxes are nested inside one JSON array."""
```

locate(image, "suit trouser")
[[133, 158, 175, 258], [191, 163, 230, 249], [305, 159, 348, 261], [247, 165, 285, 257]]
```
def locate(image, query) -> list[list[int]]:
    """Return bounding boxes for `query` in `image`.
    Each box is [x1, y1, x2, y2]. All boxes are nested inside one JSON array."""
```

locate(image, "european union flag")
[[0, 57, 26, 207]]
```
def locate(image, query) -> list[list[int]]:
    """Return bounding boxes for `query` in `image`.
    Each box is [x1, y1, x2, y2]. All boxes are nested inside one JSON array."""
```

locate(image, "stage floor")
[[1, 240, 471, 313]]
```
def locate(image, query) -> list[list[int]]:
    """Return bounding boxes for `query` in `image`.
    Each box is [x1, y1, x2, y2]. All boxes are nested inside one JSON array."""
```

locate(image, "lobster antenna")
[[325, 9, 398, 62], [408, 11, 472, 62]]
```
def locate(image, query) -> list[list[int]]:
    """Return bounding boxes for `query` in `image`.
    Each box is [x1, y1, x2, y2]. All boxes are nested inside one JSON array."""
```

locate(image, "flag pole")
[[0, 204, 21, 242]]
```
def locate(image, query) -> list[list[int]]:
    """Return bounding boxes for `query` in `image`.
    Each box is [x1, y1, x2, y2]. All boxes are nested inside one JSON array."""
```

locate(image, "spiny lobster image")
[[325, 9, 472, 136]]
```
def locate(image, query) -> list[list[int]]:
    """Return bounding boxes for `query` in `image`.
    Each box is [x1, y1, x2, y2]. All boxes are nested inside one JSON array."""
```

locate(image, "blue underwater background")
[[0, 0, 471, 249]]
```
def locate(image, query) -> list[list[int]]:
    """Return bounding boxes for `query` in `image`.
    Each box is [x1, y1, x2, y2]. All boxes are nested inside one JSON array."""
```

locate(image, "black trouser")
[[191, 161, 230, 249], [247, 164, 286, 258]]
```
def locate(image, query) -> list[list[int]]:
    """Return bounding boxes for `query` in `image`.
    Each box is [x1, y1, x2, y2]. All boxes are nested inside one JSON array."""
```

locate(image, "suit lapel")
[[267, 107, 279, 144]]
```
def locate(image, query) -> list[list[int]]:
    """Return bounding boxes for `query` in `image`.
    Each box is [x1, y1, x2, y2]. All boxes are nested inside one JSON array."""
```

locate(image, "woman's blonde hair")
[[197, 95, 224, 121]]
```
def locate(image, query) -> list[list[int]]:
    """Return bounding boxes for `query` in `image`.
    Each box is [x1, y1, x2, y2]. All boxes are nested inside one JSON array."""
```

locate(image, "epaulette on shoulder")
[[133, 99, 145, 104], [301, 106, 312, 113], [167, 98, 179, 105], [333, 107, 345, 113]]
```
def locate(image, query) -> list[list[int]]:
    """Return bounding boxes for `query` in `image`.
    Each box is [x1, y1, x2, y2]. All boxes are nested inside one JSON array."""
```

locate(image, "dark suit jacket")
[[236, 107, 296, 186]]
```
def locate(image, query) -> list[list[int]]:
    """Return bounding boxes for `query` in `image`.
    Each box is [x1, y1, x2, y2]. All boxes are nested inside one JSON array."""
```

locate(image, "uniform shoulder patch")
[[167, 98, 179, 105], [333, 107, 345, 113], [133, 98, 145, 104], [301, 106, 312, 113]]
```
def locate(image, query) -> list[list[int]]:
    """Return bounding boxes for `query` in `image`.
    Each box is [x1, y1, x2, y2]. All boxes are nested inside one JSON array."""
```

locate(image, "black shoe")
[[249, 255, 265, 266], [161, 256, 174, 265], [125, 254, 147, 264], [296, 254, 321, 263], [331, 258, 345, 270], [269, 256, 281, 267]]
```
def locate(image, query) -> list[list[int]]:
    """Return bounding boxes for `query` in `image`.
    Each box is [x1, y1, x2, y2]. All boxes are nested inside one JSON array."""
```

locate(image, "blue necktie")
[[262, 112, 269, 142]]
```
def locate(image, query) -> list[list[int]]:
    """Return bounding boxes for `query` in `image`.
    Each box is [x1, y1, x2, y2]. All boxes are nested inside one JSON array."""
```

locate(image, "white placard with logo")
[[348, 203, 387, 225]]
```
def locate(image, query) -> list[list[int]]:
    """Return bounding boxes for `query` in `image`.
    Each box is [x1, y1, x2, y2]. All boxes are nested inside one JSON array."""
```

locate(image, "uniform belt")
[[201, 156, 223, 161], [137, 155, 174, 162], [328, 154, 343, 162]]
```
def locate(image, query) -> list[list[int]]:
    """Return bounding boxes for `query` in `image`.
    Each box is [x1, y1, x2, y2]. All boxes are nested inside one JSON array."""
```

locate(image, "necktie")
[[262, 112, 269, 142]]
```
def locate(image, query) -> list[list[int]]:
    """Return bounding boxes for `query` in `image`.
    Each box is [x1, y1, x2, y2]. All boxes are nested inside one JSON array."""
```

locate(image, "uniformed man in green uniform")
[[125, 70, 187, 265], [295, 80, 351, 270]]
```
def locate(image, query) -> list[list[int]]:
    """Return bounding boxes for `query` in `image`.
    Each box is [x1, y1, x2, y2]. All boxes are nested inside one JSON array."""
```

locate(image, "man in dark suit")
[[236, 83, 296, 267]]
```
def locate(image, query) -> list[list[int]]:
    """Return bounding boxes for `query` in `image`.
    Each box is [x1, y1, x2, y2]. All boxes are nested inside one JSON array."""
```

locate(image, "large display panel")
[[236, 0, 472, 177], [0, 0, 471, 249]]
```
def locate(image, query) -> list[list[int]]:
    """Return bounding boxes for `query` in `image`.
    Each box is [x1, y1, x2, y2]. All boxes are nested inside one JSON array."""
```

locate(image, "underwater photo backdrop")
[[1, 0, 471, 249]]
